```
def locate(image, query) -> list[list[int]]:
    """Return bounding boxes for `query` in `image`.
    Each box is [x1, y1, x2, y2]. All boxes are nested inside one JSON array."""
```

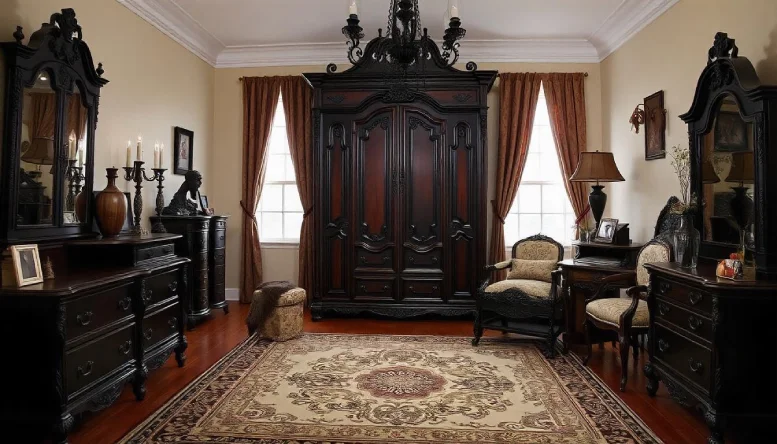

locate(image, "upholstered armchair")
[[473, 234, 564, 357], [582, 239, 672, 391]]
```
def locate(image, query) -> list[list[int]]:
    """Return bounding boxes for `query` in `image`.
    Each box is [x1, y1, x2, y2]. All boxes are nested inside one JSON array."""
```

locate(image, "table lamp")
[[569, 151, 625, 228]]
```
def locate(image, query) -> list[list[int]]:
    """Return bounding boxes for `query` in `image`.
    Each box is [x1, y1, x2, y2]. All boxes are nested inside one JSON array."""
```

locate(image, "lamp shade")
[[569, 151, 625, 182], [20, 137, 54, 165], [702, 158, 721, 184], [725, 151, 754, 184]]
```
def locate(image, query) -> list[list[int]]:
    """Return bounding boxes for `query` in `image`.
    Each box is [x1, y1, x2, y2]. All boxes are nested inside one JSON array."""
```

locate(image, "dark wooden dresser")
[[644, 262, 777, 443], [151, 215, 229, 327], [0, 234, 189, 444]]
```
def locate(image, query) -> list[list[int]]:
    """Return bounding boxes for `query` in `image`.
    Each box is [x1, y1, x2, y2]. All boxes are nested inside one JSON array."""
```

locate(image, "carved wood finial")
[[96, 62, 104, 77], [13, 26, 24, 43], [708, 32, 738, 65], [50, 8, 82, 42]]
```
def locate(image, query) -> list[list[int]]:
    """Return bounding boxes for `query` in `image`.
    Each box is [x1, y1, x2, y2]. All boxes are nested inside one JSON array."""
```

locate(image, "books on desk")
[[573, 256, 624, 268]]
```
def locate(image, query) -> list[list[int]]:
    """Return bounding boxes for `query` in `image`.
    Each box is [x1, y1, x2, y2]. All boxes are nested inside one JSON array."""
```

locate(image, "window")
[[505, 85, 576, 247], [256, 95, 303, 243]]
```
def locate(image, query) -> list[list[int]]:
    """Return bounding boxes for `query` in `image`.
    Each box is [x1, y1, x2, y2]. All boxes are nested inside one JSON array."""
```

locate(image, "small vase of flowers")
[[669, 145, 700, 268]]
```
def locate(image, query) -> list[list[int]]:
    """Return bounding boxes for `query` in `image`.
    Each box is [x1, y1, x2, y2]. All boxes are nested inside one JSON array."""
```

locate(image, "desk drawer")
[[65, 284, 134, 341], [143, 269, 179, 308], [65, 322, 135, 396], [142, 303, 180, 351], [654, 324, 712, 393], [654, 278, 711, 315], [655, 297, 712, 342]]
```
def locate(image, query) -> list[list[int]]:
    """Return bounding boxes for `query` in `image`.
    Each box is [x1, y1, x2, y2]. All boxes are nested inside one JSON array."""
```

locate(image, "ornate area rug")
[[120, 334, 660, 443]]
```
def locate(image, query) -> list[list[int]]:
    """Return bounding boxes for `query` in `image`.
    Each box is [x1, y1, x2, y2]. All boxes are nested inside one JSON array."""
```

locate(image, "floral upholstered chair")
[[473, 234, 564, 357], [582, 239, 672, 391]]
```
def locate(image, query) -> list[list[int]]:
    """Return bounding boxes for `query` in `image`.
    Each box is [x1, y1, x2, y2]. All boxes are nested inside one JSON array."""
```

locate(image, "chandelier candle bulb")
[[136, 135, 142, 161], [349, 0, 358, 16], [126, 140, 131, 168], [451, 5, 458, 18]]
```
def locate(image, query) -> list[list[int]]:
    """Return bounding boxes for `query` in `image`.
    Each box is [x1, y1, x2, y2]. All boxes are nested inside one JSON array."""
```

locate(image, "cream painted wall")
[[0, 0, 215, 231], [214, 63, 602, 294], [601, 0, 777, 243]]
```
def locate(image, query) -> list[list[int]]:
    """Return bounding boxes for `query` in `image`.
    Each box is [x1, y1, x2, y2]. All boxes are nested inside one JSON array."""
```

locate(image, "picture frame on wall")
[[714, 111, 749, 152], [644, 90, 666, 160], [173, 126, 194, 176], [8, 244, 44, 287]]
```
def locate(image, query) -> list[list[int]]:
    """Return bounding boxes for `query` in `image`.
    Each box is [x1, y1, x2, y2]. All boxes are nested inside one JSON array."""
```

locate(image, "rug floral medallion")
[[121, 334, 661, 443]]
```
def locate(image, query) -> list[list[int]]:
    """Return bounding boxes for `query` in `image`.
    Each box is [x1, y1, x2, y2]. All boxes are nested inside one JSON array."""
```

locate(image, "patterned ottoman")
[[248, 287, 305, 341]]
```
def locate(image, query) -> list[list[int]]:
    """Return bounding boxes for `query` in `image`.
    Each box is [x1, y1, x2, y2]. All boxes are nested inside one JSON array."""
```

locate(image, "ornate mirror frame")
[[680, 32, 777, 279], [1, 9, 108, 245]]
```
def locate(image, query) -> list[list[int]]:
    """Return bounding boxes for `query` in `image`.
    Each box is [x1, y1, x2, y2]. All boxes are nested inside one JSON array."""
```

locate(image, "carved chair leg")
[[223, 304, 230, 314], [631, 332, 640, 362], [619, 333, 631, 392], [472, 309, 483, 346], [583, 320, 593, 365], [544, 311, 557, 359]]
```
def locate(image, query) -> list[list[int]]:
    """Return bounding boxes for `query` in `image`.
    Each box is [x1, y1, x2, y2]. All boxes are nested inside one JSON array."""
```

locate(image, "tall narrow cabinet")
[[304, 47, 496, 319]]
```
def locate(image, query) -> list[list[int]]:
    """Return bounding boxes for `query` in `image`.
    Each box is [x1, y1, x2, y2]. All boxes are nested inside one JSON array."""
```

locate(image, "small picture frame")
[[595, 218, 619, 244], [9, 244, 44, 287], [199, 194, 214, 216], [173, 126, 194, 176]]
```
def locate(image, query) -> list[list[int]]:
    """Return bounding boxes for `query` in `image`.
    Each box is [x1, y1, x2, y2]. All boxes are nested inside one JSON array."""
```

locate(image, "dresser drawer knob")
[[168, 280, 178, 294], [688, 316, 702, 331], [76, 311, 93, 326], [688, 358, 704, 374], [689, 292, 703, 306], [658, 282, 672, 295], [118, 297, 131, 311], [143, 328, 153, 340], [658, 339, 670, 353], [168, 317, 178, 329], [118, 340, 132, 355], [143, 290, 153, 304], [77, 361, 94, 378], [658, 303, 671, 316]]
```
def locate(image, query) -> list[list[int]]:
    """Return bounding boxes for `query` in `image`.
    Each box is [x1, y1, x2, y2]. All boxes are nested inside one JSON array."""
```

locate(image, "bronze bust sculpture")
[[162, 170, 203, 216]]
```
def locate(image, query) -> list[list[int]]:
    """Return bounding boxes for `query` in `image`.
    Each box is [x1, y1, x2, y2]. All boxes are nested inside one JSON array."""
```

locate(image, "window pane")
[[519, 214, 541, 239], [284, 212, 303, 239], [521, 153, 541, 181], [518, 185, 541, 213], [260, 212, 283, 239], [260, 184, 283, 211], [269, 129, 289, 154], [542, 184, 566, 213], [504, 213, 519, 246], [284, 155, 296, 181], [272, 100, 286, 127], [284, 184, 303, 212], [536, 125, 554, 153], [266, 154, 285, 182], [542, 214, 565, 244], [534, 97, 550, 126]]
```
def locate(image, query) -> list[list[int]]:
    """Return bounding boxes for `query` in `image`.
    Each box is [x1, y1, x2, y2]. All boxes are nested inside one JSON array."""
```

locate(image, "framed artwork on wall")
[[644, 90, 666, 160], [173, 126, 194, 176]]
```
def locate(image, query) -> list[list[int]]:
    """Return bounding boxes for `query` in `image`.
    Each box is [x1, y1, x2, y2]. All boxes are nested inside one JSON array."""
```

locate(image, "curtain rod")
[[497, 72, 588, 78], [240, 72, 588, 81]]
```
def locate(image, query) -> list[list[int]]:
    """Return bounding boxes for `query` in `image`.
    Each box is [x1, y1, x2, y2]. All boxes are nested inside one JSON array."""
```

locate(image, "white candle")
[[154, 143, 160, 168], [78, 149, 84, 167], [69, 137, 75, 159], [136, 135, 142, 161], [126, 140, 131, 167], [349, 0, 358, 15], [451, 5, 459, 18], [160, 144, 164, 168]]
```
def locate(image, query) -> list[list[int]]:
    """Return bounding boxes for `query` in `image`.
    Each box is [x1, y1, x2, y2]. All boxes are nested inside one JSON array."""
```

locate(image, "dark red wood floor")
[[69, 301, 712, 444]]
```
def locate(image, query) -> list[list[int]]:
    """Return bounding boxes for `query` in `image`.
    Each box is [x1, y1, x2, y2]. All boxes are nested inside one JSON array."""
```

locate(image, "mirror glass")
[[63, 84, 89, 225], [18, 71, 56, 226], [700, 93, 755, 251]]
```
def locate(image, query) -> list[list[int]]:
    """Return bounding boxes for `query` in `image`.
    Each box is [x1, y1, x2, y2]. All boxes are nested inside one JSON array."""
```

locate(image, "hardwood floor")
[[69, 301, 713, 444]]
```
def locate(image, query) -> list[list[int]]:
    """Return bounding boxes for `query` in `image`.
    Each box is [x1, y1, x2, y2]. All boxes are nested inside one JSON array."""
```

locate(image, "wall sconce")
[[629, 105, 646, 133]]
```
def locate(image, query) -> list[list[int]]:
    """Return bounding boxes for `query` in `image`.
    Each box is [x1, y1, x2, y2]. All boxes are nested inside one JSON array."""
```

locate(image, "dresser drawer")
[[655, 297, 713, 342], [143, 269, 179, 308], [355, 278, 395, 299], [142, 303, 180, 351], [212, 248, 226, 266], [212, 230, 226, 249], [65, 322, 135, 396], [404, 249, 442, 271], [135, 243, 175, 264], [211, 264, 225, 286], [65, 284, 134, 341], [654, 324, 712, 393], [355, 248, 394, 270], [402, 279, 442, 300], [655, 278, 712, 315]]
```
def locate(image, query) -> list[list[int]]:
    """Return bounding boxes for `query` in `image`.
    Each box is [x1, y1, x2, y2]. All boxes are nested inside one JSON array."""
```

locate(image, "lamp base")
[[589, 185, 607, 228]]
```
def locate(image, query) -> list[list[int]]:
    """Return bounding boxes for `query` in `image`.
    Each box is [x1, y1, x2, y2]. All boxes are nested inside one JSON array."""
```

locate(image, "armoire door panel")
[[321, 119, 351, 299]]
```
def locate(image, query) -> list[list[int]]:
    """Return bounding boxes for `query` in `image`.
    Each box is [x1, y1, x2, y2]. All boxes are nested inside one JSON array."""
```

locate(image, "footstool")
[[248, 287, 305, 341]]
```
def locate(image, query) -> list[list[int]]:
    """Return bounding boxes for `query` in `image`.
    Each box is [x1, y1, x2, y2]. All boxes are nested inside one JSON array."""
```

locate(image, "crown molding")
[[117, 0, 223, 66], [117, 0, 677, 68], [589, 0, 680, 60]]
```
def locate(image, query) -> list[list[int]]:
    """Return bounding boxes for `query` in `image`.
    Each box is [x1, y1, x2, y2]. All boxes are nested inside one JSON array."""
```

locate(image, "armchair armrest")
[[586, 272, 637, 303], [620, 285, 649, 327]]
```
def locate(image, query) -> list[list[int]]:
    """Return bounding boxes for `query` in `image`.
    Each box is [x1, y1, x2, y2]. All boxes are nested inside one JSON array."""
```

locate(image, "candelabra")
[[123, 161, 162, 236], [151, 168, 167, 233], [65, 159, 84, 212]]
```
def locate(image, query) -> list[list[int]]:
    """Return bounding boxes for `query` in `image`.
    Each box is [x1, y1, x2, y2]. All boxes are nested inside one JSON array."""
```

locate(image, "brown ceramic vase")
[[95, 168, 126, 237], [74, 190, 87, 223]]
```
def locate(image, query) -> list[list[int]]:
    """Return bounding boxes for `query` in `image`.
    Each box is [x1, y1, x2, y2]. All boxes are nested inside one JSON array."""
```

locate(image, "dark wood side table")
[[558, 241, 643, 346]]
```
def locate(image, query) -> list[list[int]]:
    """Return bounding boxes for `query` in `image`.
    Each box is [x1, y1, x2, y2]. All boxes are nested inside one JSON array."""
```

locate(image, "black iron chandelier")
[[341, 0, 466, 70]]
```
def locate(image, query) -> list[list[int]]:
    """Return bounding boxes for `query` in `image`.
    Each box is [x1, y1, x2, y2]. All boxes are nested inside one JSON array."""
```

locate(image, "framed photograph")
[[173, 126, 194, 176], [9, 244, 43, 287], [595, 218, 619, 244], [199, 194, 209, 211], [644, 90, 666, 160], [714, 111, 749, 152]]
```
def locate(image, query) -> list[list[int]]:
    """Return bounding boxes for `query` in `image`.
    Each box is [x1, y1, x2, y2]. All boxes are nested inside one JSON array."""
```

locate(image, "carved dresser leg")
[[175, 336, 188, 367], [644, 362, 660, 397], [133, 364, 148, 401], [52, 413, 74, 444], [704, 409, 724, 444]]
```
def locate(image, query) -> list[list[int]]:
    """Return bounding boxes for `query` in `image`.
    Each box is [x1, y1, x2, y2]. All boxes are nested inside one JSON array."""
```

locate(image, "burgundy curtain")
[[240, 77, 282, 303], [489, 73, 542, 281], [543, 73, 589, 219], [279, 77, 314, 299]]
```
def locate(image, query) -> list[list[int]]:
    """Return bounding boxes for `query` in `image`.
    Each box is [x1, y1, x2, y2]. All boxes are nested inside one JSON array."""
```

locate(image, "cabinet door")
[[320, 116, 351, 300], [399, 108, 445, 300], [353, 108, 397, 300]]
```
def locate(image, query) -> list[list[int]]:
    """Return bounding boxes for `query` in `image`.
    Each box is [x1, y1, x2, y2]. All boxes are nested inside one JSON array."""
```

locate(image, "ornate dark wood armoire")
[[303, 42, 496, 320]]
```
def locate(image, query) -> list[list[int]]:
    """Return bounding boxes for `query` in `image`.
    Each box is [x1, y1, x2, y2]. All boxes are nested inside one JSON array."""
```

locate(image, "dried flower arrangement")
[[669, 145, 698, 214]]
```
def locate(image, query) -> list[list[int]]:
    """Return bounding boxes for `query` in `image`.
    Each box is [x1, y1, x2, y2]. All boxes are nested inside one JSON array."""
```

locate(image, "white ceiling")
[[117, 0, 679, 67]]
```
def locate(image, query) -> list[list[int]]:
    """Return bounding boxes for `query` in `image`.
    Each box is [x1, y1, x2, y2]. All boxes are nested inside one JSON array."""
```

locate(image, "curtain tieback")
[[303, 205, 314, 218], [491, 200, 506, 225], [240, 200, 257, 221]]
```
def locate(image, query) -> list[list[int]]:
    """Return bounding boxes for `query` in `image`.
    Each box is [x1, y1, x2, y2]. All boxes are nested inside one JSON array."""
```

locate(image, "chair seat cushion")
[[484, 279, 552, 298], [586, 298, 649, 327]]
